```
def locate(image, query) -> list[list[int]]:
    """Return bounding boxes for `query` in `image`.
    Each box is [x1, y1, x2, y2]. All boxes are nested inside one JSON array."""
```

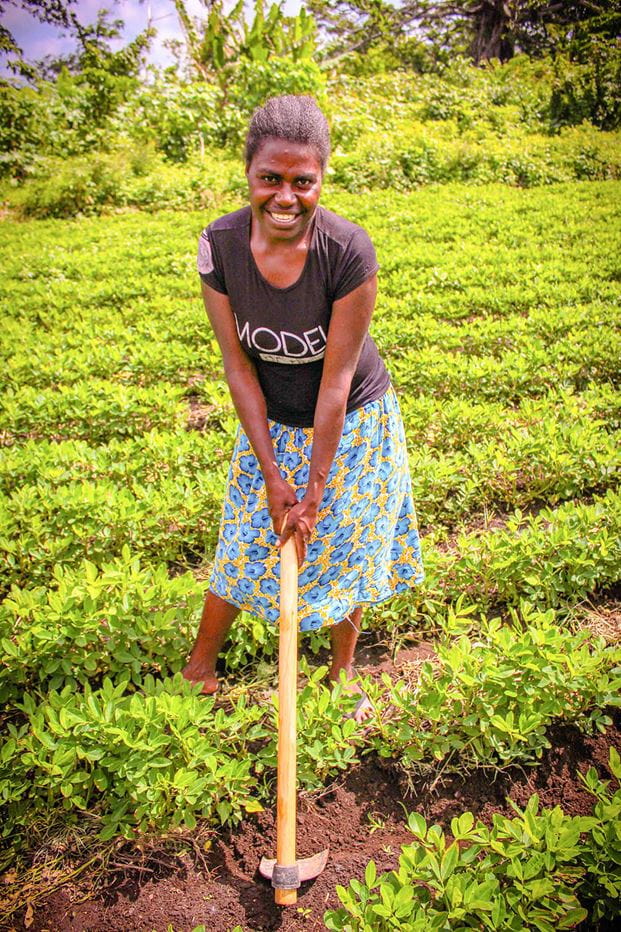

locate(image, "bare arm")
[[281, 275, 378, 562], [201, 281, 297, 532]]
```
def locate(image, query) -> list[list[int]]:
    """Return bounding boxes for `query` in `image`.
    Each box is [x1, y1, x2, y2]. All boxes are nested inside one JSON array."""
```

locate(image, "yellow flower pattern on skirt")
[[209, 387, 423, 631]]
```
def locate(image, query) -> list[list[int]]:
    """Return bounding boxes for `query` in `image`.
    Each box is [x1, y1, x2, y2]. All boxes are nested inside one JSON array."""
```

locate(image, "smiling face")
[[246, 136, 323, 243]]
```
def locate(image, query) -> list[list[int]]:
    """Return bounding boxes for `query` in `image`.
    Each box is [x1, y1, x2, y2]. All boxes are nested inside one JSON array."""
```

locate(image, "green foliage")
[[4, 147, 240, 216], [578, 746, 621, 922], [1, 676, 268, 847], [0, 379, 185, 442], [311, 0, 621, 69], [125, 55, 325, 160], [322, 61, 620, 191], [0, 82, 41, 177], [372, 611, 620, 773], [257, 664, 366, 789], [0, 549, 203, 700], [0, 672, 370, 856], [6, 150, 131, 217], [309, 0, 438, 73], [175, 0, 316, 78], [1, 12, 151, 177], [0, 428, 232, 498], [324, 784, 621, 930], [405, 391, 621, 531], [421, 490, 621, 615], [129, 81, 222, 162], [0, 470, 223, 589], [217, 56, 326, 147], [551, 41, 621, 131], [3, 56, 621, 214]]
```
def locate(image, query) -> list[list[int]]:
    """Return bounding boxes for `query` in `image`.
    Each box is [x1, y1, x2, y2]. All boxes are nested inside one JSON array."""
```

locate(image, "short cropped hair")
[[245, 95, 330, 172]]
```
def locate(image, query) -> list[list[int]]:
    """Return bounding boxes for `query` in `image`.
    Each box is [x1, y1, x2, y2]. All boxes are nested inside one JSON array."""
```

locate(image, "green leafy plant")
[[0, 548, 203, 700], [371, 611, 620, 773], [325, 799, 593, 930], [577, 746, 621, 922], [257, 663, 368, 790], [325, 749, 621, 930], [1, 675, 269, 849]]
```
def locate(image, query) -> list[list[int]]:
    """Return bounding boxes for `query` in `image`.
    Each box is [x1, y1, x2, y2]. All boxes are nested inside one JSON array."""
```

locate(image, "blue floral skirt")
[[209, 387, 424, 632]]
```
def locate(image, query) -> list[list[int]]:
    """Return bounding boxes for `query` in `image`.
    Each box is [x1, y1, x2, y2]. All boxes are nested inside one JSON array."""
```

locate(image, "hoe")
[[258, 532, 329, 905]]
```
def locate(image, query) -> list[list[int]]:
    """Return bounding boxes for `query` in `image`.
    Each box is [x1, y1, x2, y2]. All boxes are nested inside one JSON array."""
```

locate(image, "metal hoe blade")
[[259, 848, 329, 888]]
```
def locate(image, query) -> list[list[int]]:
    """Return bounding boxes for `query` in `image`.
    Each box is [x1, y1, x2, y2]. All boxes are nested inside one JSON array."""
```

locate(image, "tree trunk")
[[469, 1, 515, 62]]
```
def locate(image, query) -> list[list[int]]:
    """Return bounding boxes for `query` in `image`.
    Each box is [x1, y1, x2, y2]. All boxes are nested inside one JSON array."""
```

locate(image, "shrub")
[[5, 148, 241, 217], [550, 42, 621, 132], [8, 152, 127, 218], [222, 56, 326, 147]]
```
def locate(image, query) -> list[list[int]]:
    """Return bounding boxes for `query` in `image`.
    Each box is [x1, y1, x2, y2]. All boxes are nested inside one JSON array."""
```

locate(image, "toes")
[[351, 693, 374, 723], [182, 668, 219, 695]]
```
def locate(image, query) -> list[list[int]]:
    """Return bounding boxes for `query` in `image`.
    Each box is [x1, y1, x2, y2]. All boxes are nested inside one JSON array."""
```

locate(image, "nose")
[[274, 183, 295, 207]]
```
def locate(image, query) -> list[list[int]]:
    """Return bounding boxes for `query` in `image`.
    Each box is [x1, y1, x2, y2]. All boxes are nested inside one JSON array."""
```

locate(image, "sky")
[[1, 0, 302, 76]]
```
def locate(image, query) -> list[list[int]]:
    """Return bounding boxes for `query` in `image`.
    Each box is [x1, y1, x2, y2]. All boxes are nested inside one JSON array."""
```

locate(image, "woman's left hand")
[[279, 497, 318, 568]]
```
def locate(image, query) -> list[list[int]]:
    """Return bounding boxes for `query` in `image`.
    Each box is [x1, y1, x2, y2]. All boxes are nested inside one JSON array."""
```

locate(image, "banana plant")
[[174, 0, 316, 85]]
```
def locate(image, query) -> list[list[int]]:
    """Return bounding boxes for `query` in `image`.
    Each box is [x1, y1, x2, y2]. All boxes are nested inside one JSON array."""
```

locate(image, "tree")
[[455, 1, 621, 63], [0, 1, 153, 82], [0, 1, 153, 173], [308, 0, 621, 67], [1, 1, 79, 75], [307, 1, 433, 64]]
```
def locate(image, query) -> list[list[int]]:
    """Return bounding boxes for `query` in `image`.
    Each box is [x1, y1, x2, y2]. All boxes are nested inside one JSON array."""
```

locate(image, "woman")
[[183, 95, 423, 721]]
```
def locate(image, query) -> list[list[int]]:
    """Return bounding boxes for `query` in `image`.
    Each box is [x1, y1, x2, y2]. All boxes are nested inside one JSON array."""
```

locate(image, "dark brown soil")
[[7, 642, 621, 932]]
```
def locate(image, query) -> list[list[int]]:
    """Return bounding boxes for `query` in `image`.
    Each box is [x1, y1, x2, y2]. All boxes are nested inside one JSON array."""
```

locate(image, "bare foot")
[[329, 664, 374, 723], [181, 664, 219, 695], [349, 692, 374, 723]]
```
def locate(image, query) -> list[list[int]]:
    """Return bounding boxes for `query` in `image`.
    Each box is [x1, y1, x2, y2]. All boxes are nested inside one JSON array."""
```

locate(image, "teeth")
[[271, 213, 297, 222]]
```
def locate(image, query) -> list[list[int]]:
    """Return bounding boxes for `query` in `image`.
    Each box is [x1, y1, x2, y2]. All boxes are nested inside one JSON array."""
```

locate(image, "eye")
[[296, 178, 313, 188], [262, 174, 280, 184]]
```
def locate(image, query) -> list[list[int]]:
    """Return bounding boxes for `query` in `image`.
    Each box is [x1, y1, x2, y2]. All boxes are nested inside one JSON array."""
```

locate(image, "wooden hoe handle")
[[275, 535, 298, 906]]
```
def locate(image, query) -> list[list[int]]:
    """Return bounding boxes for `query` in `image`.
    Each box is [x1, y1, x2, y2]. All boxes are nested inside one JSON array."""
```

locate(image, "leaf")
[[557, 907, 589, 928], [84, 560, 98, 583], [441, 842, 459, 880], [99, 821, 119, 841], [244, 799, 264, 813], [216, 801, 232, 823], [365, 860, 377, 888], [408, 812, 427, 837], [393, 883, 414, 914], [452, 810, 475, 838]]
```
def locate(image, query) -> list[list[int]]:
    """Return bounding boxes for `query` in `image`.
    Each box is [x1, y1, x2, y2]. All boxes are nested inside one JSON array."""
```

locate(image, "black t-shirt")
[[197, 205, 390, 427]]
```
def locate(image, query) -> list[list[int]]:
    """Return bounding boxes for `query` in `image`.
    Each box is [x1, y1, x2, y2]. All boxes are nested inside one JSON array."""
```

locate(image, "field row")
[[1, 184, 618, 314], [1, 406, 618, 592], [3, 488, 620, 709], [1, 383, 618, 488], [3, 302, 620, 395], [2, 609, 618, 855], [326, 774, 621, 931], [1, 325, 619, 444]]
